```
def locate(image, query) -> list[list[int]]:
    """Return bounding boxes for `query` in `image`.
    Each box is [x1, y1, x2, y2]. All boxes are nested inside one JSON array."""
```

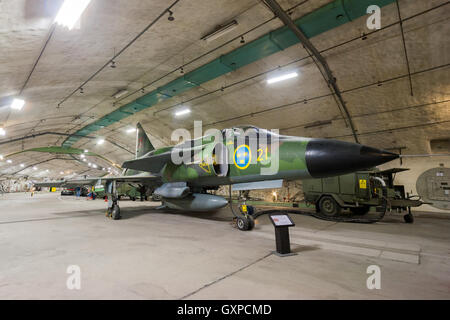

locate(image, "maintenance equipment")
[[303, 168, 427, 223]]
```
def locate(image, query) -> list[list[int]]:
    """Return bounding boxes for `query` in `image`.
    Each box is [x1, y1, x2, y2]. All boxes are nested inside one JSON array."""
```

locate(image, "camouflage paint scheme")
[[157, 129, 311, 187]]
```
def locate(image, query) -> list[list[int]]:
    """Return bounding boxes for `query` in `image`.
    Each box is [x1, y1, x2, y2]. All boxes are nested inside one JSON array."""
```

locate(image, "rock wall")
[[0, 178, 33, 193]]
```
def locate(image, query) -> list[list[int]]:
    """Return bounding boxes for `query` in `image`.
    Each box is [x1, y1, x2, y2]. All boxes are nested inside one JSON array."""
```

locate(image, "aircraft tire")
[[111, 205, 121, 220], [236, 217, 250, 231], [247, 215, 255, 230]]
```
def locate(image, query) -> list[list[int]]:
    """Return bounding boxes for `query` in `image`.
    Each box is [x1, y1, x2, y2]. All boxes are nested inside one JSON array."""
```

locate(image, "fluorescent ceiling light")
[[126, 128, 136, 133], [55, 0, 91, 30], [60, 171, 64, 174], [175, 109, 191, 117], [97, 139, 105, 145], [92, 164, 97, 168], [11, 98, 25, 110], [20, 164, 24, 167], [7, 159, 12, 163], [33, 166, 37, 170], [267, 72, 298, 84], [88, 163, 92, 166], [113, 90, 129, 99], [83, 159, 87, 162], [0, 128, 5, 136], [80, 154, 85, 158], [84, 149, 89, 153], [0, 155, 3, 160], [202, 20, 238, 42]]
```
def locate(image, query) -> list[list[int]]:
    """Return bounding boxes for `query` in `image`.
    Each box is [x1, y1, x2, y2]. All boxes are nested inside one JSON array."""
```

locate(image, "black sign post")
[[269, 214, 296, 257]]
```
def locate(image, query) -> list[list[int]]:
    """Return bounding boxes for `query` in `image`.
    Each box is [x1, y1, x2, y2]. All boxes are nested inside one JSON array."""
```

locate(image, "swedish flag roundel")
[[234, 145, 251, 170]]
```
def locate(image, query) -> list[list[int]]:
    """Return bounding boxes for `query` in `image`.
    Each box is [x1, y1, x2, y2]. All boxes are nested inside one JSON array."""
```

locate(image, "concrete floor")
[[0, 192, 449, 300]]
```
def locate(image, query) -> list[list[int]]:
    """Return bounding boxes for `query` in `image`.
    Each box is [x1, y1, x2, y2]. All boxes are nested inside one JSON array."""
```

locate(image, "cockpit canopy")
[[223, 125, 282, 140]]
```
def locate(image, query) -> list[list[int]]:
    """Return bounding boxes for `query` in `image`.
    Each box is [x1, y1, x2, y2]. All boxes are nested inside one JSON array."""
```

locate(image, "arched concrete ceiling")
[[0, 0, 448, 179]]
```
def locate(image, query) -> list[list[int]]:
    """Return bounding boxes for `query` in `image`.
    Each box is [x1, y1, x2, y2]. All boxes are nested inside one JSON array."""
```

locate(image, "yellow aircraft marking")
[[199, 161, 211, 174]]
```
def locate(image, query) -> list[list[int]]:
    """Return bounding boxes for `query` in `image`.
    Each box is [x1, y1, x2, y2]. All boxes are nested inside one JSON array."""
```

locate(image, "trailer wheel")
[[319, 196, 341, 217], [404, 213, 414, 224]]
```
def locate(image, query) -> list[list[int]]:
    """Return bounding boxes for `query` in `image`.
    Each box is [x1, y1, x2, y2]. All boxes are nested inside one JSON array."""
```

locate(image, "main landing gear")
[[107, 203, 121, 220], [106, 198, 121, 220], [106, 180, 121, 220]]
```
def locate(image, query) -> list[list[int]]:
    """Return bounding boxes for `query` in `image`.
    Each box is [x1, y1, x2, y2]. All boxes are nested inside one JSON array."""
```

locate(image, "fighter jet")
[[35, 123, 398, 230]]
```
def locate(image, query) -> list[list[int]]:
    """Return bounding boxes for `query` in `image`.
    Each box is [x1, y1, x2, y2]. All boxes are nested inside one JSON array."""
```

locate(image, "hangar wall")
[[0, 178, 32, 193]]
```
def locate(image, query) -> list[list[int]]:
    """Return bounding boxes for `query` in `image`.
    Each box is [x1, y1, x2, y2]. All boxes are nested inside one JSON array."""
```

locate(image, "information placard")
[[269, 214, 295, 227]]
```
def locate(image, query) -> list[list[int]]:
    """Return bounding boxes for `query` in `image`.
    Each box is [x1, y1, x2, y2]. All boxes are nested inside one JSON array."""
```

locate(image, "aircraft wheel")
[[236, 216, 254, 231], [319, 196, 341, 217], [247, 215, 255, 230], [403, 213, 414, 224], [111, 205, 121, 220]]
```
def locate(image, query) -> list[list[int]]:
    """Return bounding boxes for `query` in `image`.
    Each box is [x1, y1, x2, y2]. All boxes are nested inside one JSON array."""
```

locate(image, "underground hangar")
[[0, 0, 449, 302]]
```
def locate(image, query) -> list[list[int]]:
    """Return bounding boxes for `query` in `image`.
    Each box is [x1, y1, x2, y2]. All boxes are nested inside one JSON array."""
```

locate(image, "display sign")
[[269, 214, 295, 227]]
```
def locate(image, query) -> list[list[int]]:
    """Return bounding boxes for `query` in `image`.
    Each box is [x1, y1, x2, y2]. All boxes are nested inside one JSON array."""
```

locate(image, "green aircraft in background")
[[35, 123, 398, 230]]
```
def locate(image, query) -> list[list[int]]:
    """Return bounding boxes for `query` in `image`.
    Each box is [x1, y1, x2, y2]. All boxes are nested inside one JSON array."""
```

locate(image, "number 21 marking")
[[257, 147, 268, 162]]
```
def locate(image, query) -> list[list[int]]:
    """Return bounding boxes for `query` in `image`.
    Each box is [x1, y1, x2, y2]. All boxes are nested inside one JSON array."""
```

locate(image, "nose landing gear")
[[229, 185, 255, 231], [235, 212, 255, 231]]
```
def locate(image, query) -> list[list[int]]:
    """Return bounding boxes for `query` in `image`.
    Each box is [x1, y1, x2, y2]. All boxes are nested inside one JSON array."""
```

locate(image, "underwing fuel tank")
[[163, 193, 228, 212]]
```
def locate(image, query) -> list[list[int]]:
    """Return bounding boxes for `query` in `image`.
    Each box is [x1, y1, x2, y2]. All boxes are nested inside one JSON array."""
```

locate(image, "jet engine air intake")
[[211, 142, 228, 177]]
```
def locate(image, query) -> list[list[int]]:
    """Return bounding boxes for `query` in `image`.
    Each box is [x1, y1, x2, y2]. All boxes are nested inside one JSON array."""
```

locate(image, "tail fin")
[[136, 123, 155, 158]]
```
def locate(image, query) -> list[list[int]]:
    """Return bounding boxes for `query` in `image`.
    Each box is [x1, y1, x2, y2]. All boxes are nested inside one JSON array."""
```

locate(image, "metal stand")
[[269, 213, 296, 257], [275, 227, 291, 255]]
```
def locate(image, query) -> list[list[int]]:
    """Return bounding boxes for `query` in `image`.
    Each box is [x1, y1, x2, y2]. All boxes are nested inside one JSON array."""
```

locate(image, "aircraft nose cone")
[[305, 139, 398, 178]]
